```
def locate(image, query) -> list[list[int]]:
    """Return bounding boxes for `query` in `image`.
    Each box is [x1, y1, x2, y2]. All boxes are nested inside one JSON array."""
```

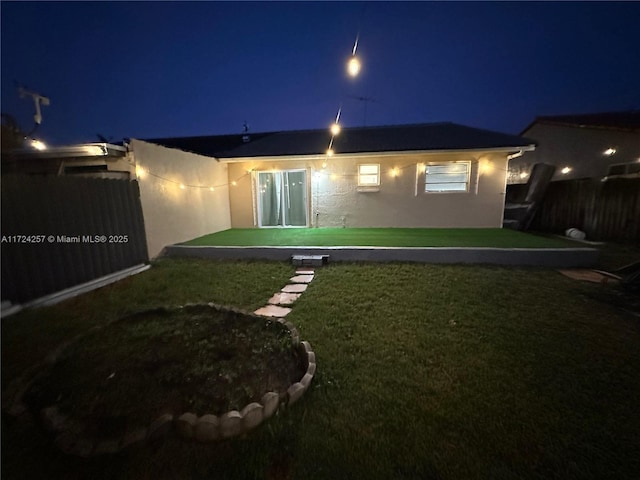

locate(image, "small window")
[[425, 163, 469, 192], [358, 164, 380, 186]]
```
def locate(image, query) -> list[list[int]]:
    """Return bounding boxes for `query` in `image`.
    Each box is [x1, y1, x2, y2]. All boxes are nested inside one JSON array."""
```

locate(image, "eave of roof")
[[5, 143, 127, 160], [145, 122, 535, 159]]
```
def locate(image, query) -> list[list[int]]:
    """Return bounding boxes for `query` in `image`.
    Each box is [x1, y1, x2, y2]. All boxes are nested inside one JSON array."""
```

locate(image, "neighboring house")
[[508, 111, 640, 184], [2, 142, 131, 177], [133, 122, 534, 255]]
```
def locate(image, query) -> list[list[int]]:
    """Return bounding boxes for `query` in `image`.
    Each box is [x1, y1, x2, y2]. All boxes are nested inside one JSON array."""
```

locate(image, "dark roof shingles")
[[145, 122, 534, 159], [525, 110, 640, 133]]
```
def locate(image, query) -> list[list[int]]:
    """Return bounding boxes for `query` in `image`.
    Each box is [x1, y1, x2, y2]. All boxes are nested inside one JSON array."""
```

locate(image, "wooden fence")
[[1, 175, 149, 304], [507, 177, 640, 243]]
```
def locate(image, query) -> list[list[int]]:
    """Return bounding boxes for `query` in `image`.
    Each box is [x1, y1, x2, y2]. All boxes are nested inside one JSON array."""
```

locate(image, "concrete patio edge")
[[162, 245, 599, 267]]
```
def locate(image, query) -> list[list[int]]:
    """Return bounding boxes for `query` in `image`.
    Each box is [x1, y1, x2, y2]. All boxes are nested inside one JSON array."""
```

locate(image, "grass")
[[183, 228, 581, 248], [3, 256, 640, 479]]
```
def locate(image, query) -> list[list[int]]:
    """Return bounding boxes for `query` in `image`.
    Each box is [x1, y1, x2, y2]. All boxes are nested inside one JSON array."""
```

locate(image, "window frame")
[[424, 161, 471, 193], [357, 163, 381, 187]]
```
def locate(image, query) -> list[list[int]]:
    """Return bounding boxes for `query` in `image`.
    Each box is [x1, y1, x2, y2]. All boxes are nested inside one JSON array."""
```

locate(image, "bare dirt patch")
[[24, 305, 306, 440]]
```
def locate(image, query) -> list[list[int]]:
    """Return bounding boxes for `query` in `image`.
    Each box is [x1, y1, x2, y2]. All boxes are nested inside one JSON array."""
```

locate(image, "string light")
[[30, 139, 47, 150], [314, 162, 420, 180], [347, 33, 361, 77], [135, 165, 246, 191], [347, 56, 361, 77]]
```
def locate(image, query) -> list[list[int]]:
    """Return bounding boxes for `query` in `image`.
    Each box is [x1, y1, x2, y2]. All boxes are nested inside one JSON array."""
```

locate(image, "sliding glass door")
[[257, 170, 307, 227]]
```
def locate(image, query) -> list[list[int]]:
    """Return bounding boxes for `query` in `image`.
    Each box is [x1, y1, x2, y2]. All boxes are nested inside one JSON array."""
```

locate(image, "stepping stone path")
[[254, 269, 315, 318]]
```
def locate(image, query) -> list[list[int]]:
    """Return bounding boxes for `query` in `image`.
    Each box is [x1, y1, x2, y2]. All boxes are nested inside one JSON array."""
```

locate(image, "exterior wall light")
[[561, 167, 572, 175], [603, 148, 617, 156]]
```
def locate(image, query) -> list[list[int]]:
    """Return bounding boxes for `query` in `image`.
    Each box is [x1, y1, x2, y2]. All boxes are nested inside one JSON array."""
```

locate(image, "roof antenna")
[[242, 121, 250, 143], [17, 84, 50, 135]]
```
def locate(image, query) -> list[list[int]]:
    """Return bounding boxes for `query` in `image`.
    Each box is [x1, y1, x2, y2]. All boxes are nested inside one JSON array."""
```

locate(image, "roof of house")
[[145, 122, 535, 159], [522, 110, 640, 134]]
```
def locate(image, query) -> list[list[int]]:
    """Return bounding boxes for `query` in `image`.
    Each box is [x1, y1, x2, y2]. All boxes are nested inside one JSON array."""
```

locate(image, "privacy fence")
[[508, 177, 640, 243], [1, 175, 148, 304]]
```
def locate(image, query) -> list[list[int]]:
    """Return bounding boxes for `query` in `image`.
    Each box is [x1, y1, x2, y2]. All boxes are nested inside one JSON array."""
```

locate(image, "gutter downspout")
[[507, 149, 525, 161]]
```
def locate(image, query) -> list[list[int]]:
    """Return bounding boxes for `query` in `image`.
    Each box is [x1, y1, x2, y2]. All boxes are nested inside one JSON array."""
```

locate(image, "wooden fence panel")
[[508, 178, 640, 243], [1, 175, 149, 303]]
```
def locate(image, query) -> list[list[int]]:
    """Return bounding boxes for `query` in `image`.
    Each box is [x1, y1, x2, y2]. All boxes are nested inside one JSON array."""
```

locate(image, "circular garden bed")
[[18, 304, 315, 455]]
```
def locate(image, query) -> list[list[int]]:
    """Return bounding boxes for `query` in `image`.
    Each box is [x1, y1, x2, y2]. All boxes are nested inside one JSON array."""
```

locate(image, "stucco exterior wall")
[[227, 150, 510, 229], [130, 139, 231, 257], [508, 123, 640, 184]]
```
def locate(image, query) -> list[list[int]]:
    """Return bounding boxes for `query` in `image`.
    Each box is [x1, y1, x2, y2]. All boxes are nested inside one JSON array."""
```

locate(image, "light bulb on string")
[[347, 56, 361, 77], [347, 34, 361, 77], [330, 106, 342, 135]]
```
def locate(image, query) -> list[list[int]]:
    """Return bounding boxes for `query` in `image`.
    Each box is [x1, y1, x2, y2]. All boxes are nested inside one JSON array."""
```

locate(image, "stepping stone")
[[291, 255, 329, 267], [282, 284, 307, 293], [289, 274, 314, 284], [296, 269, 314, 275], [268, 292, 301, 306], [254, 305, 292, 318]]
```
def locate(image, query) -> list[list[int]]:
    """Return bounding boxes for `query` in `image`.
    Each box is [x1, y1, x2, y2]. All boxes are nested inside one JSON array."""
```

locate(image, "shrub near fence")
[[508, 177, 640, 243], [1, 175, 149, 304]]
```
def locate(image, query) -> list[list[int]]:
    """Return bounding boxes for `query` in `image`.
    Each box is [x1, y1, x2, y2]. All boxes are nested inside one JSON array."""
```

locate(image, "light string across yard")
[[325, 16, 364, 158], [136, 165, 247, 191]]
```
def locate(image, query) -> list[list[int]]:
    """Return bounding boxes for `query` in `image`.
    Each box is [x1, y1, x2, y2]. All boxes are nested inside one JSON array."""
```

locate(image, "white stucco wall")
[[227, 150, 511, 229], [130, 139, 231, 258], [508, 123, 640, 184]]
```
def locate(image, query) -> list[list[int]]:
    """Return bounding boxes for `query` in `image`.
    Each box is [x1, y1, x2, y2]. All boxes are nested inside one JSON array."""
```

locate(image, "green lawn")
[[2, 258, 639, 479], [183, 228, 580, 248]]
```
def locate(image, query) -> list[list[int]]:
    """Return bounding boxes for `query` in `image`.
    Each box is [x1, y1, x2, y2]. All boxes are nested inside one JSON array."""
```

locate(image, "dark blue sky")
[[2, 1, 639, 146]]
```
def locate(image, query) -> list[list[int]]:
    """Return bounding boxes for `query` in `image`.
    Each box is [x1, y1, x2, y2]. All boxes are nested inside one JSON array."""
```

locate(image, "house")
[[133, 122, 535, 256], [508, 111, 640, 184]]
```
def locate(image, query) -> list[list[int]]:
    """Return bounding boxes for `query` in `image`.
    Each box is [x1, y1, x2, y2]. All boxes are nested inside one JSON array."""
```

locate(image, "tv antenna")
[[347, 94, 378, 126], [17, 84, 50, 133]]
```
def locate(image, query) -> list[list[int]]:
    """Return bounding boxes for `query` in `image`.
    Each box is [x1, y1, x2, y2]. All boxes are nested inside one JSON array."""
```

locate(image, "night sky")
[[2, 1, 639, 146]]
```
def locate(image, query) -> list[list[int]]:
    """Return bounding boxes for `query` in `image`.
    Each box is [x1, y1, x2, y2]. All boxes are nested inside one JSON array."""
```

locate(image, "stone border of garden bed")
[[2, 304, 316, 457]]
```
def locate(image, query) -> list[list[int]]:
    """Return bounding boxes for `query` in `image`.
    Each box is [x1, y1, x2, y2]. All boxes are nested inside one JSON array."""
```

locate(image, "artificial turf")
[[184, 228, 579, 248]]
